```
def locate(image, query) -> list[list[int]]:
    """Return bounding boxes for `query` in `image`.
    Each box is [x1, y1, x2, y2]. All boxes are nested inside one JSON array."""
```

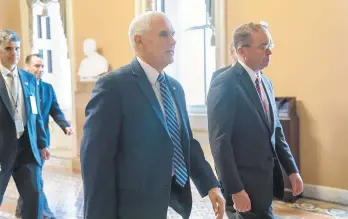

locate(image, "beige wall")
[[0, 0, 21, 32], [69, 0, 135, 158], [227, 0, 348, 189], [71, 0, 135, 74], [0, 0, 25, 66]]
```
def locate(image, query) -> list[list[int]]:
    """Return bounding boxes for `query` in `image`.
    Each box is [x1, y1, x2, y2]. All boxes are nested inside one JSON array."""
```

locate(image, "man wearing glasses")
[[207, 23, 303, 218]]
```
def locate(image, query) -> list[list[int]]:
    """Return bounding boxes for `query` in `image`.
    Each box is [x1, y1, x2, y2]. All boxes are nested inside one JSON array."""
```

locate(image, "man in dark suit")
[[207, 23, 303, 219], [15, 54, 73, 218], [0, 29, 50, 219], [210, 43, 238, 83], [80, 11, 225, 219]]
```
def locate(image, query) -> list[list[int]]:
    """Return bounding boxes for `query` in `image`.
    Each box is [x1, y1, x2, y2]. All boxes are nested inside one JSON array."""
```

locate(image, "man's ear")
[[134, 35, 142, 49], [237, 47, 245, 59]]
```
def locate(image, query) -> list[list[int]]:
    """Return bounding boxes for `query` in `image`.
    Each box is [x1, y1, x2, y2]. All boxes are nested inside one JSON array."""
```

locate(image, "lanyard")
[[3, 74, 20, 110]]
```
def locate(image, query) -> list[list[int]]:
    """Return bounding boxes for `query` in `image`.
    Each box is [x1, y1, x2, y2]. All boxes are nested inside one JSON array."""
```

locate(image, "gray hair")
[[232, 22, 269, 50], [0, 30, 20, 48], [128, 11, 167, 49]]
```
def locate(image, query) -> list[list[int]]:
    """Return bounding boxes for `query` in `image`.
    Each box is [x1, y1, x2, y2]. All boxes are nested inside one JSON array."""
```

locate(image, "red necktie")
[[255, 76, 268, 113]]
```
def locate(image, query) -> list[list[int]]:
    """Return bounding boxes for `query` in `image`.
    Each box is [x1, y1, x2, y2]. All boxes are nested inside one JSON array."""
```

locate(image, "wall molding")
[[303, 184, 348, 206], [66, 0, 78, 158], [72, 156, 81, 172], [135, 0, 152, 16], [189, 114, 208, 132], [215, 0, 227, 69], [19, 0, 31, 65]]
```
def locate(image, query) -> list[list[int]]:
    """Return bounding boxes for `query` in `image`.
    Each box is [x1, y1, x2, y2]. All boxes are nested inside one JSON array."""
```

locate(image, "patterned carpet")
[[0, 158, 347, 218]]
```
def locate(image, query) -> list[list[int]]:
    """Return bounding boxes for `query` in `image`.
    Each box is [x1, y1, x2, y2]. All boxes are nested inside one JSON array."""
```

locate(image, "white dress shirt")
[[238, 60, 271, 125], [0, 64, 26, 138], [137, 57, 181, 126], [137, 57, 181, 176]]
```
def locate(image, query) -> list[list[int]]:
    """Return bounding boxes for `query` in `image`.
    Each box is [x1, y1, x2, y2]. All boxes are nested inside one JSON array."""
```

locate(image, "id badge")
[[29, 95, 38, 114], [15, 119, 24, 133]]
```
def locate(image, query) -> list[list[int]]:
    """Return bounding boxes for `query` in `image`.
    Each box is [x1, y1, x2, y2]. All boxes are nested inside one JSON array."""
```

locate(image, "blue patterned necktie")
[[157, 73, 188, 187]]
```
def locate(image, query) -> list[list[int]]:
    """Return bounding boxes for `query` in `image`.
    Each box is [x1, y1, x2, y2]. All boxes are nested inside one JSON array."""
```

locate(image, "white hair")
[[128, 11, 167, 49]]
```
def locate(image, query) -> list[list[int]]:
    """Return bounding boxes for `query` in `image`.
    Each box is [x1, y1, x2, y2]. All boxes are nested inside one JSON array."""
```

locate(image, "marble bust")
[[78, 39, 108, 82]]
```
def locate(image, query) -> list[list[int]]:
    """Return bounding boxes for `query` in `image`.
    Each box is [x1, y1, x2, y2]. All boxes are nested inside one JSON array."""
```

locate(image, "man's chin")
[[263, 61, 270, 68], [166, 57, 174, 65], [5, 62, 17, 69]]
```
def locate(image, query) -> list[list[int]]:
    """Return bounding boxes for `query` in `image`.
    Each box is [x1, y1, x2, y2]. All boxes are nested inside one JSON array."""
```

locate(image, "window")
[[38, 49, 43, 59], [32, 2, 72, 113], [47, 50, 53, 73], [36, 15, 42, 39], [154, 0, 217, 113], [34, 13, 53, 74], [152, 0, 164, 12], [46, 16, 51, 39]]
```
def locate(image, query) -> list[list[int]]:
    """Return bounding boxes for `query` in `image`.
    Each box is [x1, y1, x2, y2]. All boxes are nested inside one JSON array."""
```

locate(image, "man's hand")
[[232, 190, 251, 212], [208, 187, 225, 219], [289, 173, 303, 196], [65, 126, 73, 136], [40, 147, 50, 160]]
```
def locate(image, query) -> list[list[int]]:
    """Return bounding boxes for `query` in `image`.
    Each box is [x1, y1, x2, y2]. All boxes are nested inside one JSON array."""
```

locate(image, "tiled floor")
[[0, 157, 347, 219]]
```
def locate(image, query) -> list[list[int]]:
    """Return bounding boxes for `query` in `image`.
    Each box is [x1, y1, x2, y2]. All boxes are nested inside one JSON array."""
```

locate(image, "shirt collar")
[[238, 59, 261, 83], [136, 57, 162, 85], [0, 63, 18, 77]]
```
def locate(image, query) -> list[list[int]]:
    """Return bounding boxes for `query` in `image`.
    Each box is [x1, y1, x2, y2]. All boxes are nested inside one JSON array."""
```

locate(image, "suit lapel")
[[0, 73, 15, 121], [131, 58, 168, 132], [39, 81, 44, 111], [18, 69, 30, 97], [237, 64, 271, 133], [18, 69, 31, 117]]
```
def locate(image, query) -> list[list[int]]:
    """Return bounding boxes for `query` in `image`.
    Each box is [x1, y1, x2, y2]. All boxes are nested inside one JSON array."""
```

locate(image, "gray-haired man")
[[207, 23, 303, 218]]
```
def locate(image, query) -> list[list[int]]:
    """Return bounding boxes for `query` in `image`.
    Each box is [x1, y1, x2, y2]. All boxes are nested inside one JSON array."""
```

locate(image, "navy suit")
[[0, 68, 47, 219], [210, 65, 231, 84], [207, 62, 299, 218], [81, 58, 219, 219]]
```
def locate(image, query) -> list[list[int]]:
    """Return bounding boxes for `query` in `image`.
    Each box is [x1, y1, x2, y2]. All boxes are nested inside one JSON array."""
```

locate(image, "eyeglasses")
[[241, 43, 274, 51]]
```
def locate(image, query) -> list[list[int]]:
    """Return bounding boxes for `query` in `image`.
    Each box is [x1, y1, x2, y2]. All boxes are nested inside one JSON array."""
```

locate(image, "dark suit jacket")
[[39, 81, 70, 146], [211, 65, 231, 84], [0, 69, 47, 197], [207, 62, 298, 209], [80, 58, 219, 219]]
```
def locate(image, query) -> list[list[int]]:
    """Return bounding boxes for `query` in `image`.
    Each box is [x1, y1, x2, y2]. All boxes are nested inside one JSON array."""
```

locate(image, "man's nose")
[[170, 35, 176, 45], [9, 49, 16, 56], [266, 49, 272, 55]]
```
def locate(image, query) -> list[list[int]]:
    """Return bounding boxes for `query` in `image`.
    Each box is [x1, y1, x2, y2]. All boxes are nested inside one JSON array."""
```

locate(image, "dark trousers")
[[16, 164, 54, 218], [12, 129, 43, 219]]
